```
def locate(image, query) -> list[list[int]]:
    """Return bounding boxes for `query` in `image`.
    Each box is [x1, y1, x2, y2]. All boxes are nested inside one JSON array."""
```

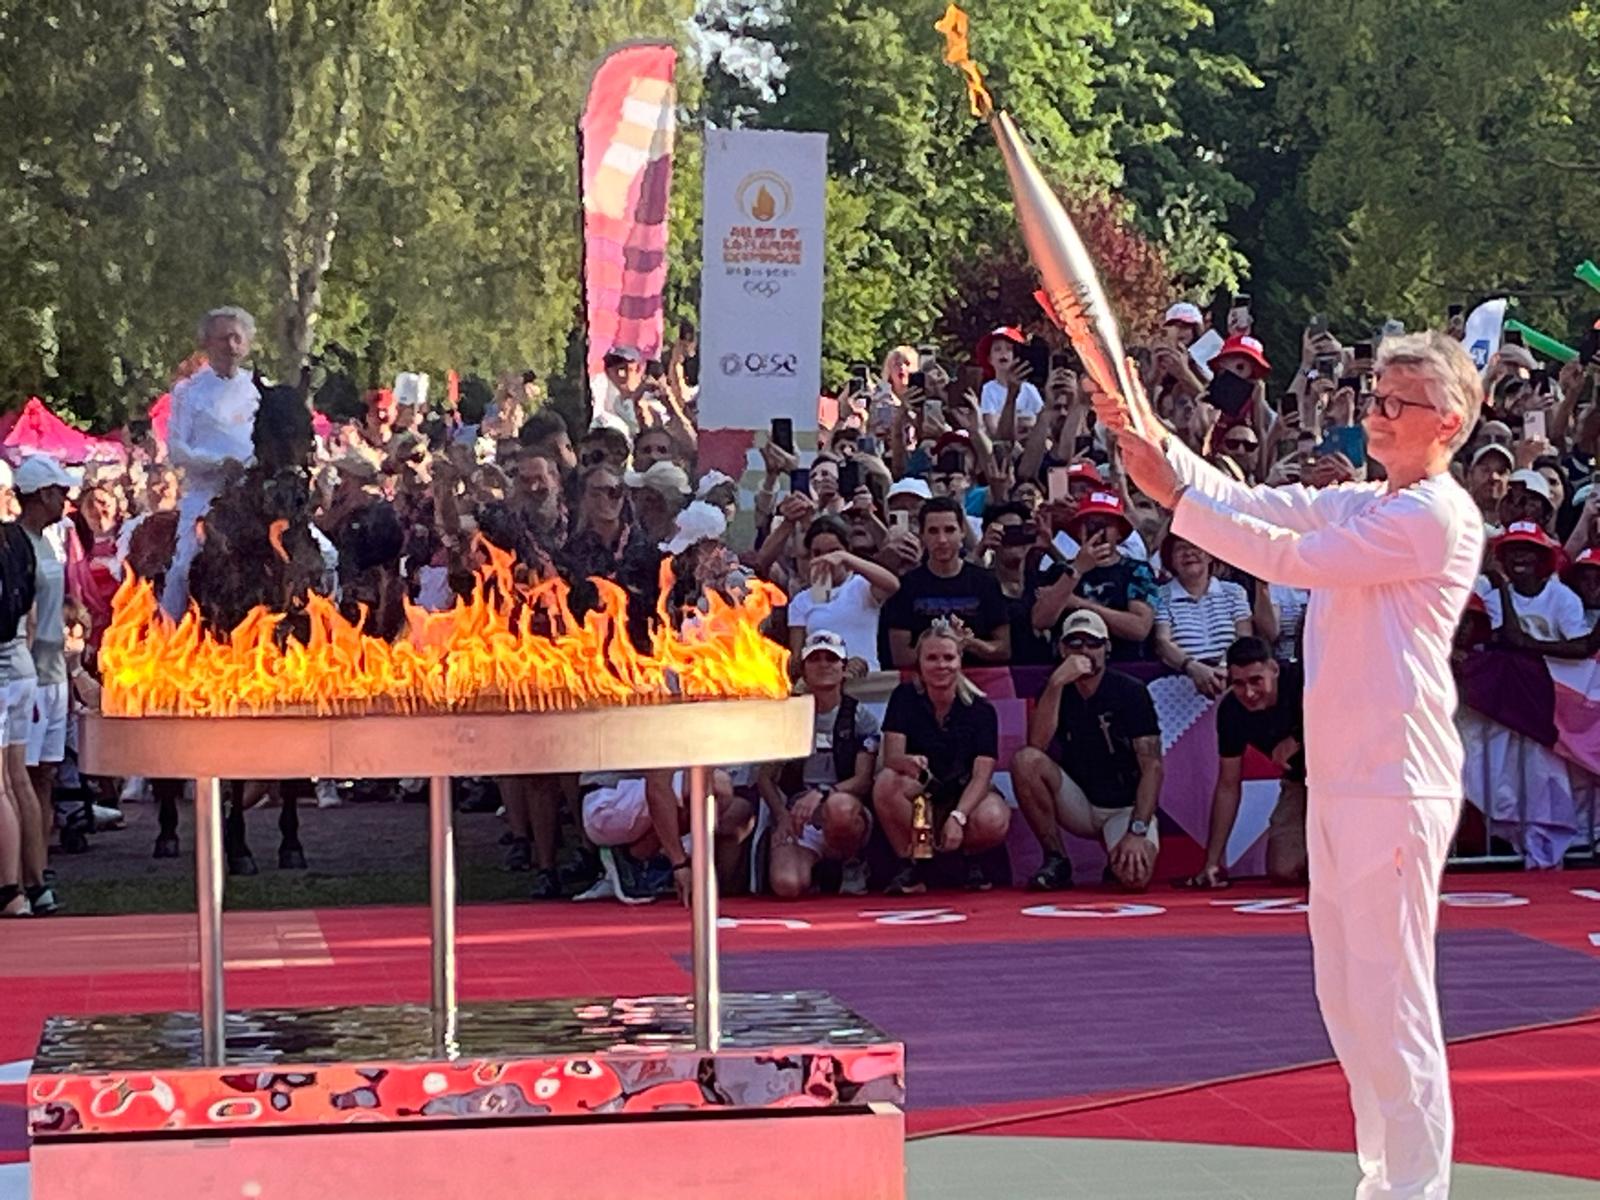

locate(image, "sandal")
[[1175, 865, 1231, 890]]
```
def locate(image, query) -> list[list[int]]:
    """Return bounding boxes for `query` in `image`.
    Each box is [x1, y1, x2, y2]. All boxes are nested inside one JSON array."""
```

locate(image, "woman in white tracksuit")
[[1097, 331, 1484, 1200]]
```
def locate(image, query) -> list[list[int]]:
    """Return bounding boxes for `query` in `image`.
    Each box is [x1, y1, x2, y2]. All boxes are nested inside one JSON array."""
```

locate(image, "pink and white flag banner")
[[581, 42, 678, 408]]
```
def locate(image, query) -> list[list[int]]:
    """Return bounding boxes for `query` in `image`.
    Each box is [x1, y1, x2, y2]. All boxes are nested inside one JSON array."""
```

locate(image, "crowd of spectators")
[[2, 295, 1598, 916]]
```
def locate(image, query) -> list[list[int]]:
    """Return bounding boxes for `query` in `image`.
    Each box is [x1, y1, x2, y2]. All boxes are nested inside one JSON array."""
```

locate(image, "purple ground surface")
[[713, 930, 1600, 1109]]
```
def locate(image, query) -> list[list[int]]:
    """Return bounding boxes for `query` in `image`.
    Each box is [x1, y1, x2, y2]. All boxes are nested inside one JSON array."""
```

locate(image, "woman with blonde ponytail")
[[872, 621, 1010, 894]]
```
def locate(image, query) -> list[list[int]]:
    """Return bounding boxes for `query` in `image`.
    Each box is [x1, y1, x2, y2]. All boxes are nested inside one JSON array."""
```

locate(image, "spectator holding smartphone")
[[976, 326, 1043, 437], [873, 622, 1010, 894], [1031, 490, 1159, 662], [786, 515, 900, 674]]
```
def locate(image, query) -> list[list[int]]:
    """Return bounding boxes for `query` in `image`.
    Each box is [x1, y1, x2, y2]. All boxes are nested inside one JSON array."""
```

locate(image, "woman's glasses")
[[587, 484, 624, 501]]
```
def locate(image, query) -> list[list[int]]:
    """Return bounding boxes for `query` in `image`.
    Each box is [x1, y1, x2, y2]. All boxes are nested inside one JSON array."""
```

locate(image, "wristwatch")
[[1129, 818, 1151, 837]]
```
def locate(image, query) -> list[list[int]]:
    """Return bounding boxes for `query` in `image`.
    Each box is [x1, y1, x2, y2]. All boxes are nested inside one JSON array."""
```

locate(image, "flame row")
[[99, 546, 792, 718]]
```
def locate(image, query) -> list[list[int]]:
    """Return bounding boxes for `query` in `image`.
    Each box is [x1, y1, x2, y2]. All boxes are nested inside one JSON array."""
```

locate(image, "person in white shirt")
[[975, 326, 1043, 435], [1097, 331, 1485, 1200], [786, 514, 900, 673], [162, 306, 261, 617]]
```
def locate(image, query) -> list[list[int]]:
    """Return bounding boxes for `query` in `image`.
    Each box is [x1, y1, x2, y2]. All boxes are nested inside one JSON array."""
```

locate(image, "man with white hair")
[[161, 306, 261, 617], [1094, 330, 1484, 1200]]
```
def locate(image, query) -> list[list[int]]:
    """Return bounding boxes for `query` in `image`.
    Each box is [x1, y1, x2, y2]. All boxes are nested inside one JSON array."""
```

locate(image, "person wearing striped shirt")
[[1152, 533, 1252, 697]]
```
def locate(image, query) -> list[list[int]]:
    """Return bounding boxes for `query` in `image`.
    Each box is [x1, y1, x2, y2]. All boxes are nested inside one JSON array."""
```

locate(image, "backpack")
[[779, 694, 863, 794], [0, 524, 37, 643]]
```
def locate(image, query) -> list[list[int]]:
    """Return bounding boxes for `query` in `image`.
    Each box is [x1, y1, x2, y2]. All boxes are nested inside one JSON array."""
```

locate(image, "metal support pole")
[[688, 765, 720, 1051], [428, 775, 458, 1056], [193, 776, 225, 1065]]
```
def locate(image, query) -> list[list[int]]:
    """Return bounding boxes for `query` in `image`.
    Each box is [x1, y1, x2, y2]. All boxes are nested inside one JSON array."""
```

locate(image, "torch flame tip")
[[934, 3, 994, 120]]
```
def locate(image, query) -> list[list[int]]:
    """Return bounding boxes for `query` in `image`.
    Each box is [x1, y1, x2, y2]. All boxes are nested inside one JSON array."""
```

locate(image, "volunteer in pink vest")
[[1095, 331, 1483, 1200]]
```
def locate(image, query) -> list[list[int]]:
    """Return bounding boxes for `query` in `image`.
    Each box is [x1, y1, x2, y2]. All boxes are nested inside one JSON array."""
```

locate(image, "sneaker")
[[614, 851, 674, 901], [153, 833, 181, 859], [572, 847, 656, 906], [91, 804, 126, 830], [964, 858, 993, 892], [314, 779, 342, 809], [25, 886, 61, 915], [1027, 853, 1075, 892], [119, 776, 152, 803], [572, 873, 618, 902], [529, 868, 560, 900], [883, 861, 926, 896], [839, 858, 869, 897], [505, 837, 533, 872]]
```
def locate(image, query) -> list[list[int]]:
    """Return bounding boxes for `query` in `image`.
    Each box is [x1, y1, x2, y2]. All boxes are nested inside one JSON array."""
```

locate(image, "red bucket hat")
[[1493, 520, 1558, 558], [976, 326, 1028, 378], [1215, 334, 1272, 379], [1066, 489, 1133, 541]]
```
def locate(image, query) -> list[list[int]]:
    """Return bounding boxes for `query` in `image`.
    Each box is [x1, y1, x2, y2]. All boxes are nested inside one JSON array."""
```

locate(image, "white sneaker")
[[119, 776, 152, 803], [91, 805, 126, 830], [315, 780, 342, 809]]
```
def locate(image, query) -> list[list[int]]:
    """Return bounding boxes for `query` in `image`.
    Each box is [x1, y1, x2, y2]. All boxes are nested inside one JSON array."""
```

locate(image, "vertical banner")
[[697, 129, 828, 476], [580, 42, 678, 418]]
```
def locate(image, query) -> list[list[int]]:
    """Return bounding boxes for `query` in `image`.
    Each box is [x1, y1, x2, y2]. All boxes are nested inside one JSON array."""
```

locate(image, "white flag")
[[1463, 298, 1507, 371]]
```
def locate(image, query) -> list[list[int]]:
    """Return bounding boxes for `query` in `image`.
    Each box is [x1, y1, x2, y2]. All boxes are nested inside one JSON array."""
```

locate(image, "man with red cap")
[[1478, 521, 1591, 654], [975, 325, 1043, 436], [1030, 488, 1158, 662]]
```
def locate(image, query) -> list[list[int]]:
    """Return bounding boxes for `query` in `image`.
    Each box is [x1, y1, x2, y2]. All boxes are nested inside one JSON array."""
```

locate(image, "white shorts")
[[1055, 769, 1161, 852], [27, 680, 69, 767], [582, 772, 685, 848], [2, 677, 36, 748]]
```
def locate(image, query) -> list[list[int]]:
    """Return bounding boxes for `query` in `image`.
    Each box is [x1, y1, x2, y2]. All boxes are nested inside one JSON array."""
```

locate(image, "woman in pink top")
[[68, 483, 123, 651], [1098, 331, 1484, 1200]]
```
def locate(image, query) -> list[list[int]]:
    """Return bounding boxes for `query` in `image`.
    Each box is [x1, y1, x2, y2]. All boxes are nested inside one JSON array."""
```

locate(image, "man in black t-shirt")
[[1184, 636, 1308, 888], [881, 497, 1011, 667], [1012, 610, 1164, 891]]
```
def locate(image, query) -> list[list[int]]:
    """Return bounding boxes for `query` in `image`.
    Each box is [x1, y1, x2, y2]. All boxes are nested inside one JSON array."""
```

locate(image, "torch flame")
[[935, 5, 993, 118], [98, 545, 792, 718]]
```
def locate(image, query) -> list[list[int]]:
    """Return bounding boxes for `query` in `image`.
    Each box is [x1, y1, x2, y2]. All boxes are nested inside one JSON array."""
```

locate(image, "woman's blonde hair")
[[915, 619, 986, 704], [882, 344, 919, 380]]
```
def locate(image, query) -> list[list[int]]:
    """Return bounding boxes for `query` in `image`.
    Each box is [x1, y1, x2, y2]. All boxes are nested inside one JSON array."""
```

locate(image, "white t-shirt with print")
[[1476, 575, 1591, 642], [786, 572, 884, 670]]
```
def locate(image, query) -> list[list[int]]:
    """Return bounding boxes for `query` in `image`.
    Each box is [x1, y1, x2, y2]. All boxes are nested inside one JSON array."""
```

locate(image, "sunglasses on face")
[[581, 450, 609, 466], [1063, 635, 1107, 650], [1224, 438, 1257, 451]]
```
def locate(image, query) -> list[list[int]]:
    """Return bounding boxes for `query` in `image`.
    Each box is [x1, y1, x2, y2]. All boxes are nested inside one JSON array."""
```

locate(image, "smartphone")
[[1314, 355, 1339, 381], [1307, 313, 1330, 335], [644, 360, 665, 381], [838, 459, 861, 497], [959, 365, 985, 400], [849, 363, 871, 385], [770, 417, 795, 454], [1050, 350, 1077, 372], [1047, 466, 1071, 502], [1002, 523, 1035, 548], [1352, 341, 1374, 362], [1337, 374, 1363, 394], [789, 467, 810, 495], [1233, 293, 1252, 308], [1504, 330, 1525, 348], [1317, 425, 1367, 468], [856, 434, 879, 457], [1447, 304, 1464, 319], [888, 509, 912, 535], [908, 370, 927, 391], [1579, 323, 1600, 365], [1524, 409, 1547, 442], [1530, 368, 1550, 394], [924, 398, 943, 425], [936, 450, 964, 475], [917, 343, 939, 366]]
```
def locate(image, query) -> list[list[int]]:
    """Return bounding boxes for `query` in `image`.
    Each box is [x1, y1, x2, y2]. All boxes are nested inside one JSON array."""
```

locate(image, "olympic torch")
[[935, 6, 1146, 435]]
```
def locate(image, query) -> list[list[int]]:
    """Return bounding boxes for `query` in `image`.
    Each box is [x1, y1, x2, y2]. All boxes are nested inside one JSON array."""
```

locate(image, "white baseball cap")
[[1163, 302, 1205, 329], [13, 455, 82, 495], [1508, 468, 1553, 504], [886, 478, 932, 502], [801, 630, 849, 661], [0, 461, 12, 490]]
